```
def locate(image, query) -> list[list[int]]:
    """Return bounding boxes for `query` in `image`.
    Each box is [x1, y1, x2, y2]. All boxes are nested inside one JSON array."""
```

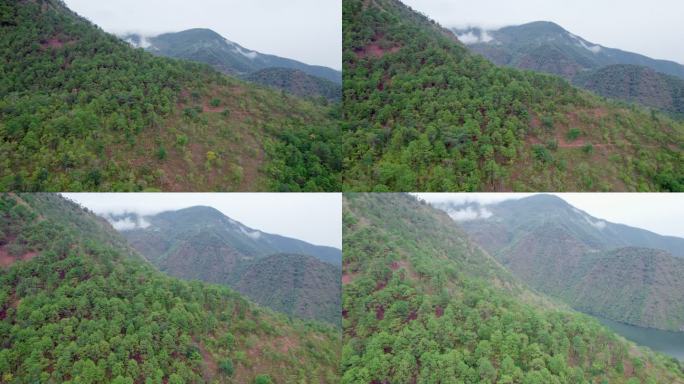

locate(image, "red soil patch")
[[390, 261, 400, 270], [435, 306, 444, 318], [356, 43, 401, 59], [196, 341, 218, 380], [342, 274, 352, 284], [40, 37, 75, 49], [355, 33, 402, 59], [202, 105, 223, 113], [42, 38, 64, 48], [376, 305, 385, 320], [0, 246, 38, 268], [277, 336, 298, 353]]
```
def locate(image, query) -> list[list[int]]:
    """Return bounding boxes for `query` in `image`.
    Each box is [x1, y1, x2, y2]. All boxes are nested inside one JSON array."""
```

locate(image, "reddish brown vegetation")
[[376, 305, 385, 320]]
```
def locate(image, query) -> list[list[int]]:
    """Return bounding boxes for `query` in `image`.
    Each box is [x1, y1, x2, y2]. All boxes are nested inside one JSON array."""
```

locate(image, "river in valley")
[[596, 317, 684, 361]]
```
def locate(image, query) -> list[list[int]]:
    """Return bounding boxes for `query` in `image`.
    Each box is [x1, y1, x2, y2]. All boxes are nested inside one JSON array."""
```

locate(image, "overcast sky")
[[414, 193, 684, 238], [63, 0, 342, 70], [63, 193, 342, 249], [402, 0, 684, 64]]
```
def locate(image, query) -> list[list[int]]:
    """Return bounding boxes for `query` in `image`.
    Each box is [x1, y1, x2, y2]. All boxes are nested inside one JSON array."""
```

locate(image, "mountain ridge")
[[454, 21, 684, 115], [122, 28, 342, 84], [116, 205, 342, 325], [435, 194, 684, 330]]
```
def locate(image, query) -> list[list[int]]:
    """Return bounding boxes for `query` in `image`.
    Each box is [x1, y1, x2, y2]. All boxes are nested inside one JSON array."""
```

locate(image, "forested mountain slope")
[[0, 0, 341, 192], [342, 193, 684, 383], [455, 23, 684, 116], [123, 29, 342, 84], [443, 194, 684, 331], [573, 64, 684, 117], [232, 253, 341, 326], [342, 0, 683, 191], [119, 206, 342, 324], [244, 68, 342, 101], [0, 194, 340, 383]]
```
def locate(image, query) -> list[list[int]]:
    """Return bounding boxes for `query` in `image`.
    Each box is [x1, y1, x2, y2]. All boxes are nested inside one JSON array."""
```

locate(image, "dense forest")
[[573, 65, 684, 117], [244, 68, 342, 102], [342, 0, 683, 191], [342, 193, 684, 383], [450, 194, 684, 331], [0, 0, 341, 192], [0, 194, 340, 383]]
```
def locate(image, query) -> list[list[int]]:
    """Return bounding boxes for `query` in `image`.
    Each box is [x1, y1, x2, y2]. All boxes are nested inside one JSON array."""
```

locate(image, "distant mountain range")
[[434, 194, 684, 331], [454, 22, 684, 115], [107, 206, 341, 325], [122, 29, 342, 100]]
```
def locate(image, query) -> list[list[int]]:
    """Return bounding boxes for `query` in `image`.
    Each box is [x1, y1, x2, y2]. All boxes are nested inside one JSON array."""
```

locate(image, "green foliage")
[[341, 193, 684, 384], [0, 194, 341, 383], [254, 374, 273, 384], [245, 67, 342, 101], [0, 1, 341, 191], [567, 128, 581, 141], [219, 359, 234, 376], [341, 0, 683, 191]]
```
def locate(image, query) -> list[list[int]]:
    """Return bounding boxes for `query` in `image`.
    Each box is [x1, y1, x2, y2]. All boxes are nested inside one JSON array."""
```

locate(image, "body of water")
[[596, 317, 684, 361]]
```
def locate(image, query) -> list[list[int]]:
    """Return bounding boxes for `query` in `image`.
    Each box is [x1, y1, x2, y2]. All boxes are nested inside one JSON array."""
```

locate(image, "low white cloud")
[[455, 29, 494, 44], [446, 206, 493, 222], [124, 34, 153, 49], [233, 46, 258, 59], [240, 226, 262, 240], [107, 215, 150, 231], [584, 215, 607, 230]]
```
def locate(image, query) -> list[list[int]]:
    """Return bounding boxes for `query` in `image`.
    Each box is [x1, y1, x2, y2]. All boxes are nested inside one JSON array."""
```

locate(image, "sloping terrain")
[[245, 68, 342, 101], [0, 194, 340, 383], [342, 0, 683, 191], [342, 193, 684, 383], [573, 64, 684, 116], [0, 0, 341, 192], [443, 194, 684, 330], [123, 28, 342, 84], [233, 253, 341, 326], [456, 22, 684, 116], [119, 206, 342, 324]]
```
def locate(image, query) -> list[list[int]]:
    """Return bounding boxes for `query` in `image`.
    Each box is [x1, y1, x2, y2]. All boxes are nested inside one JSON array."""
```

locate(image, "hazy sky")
[[414, 193, 684, 238], [63, 0, 342, 70], [402, 0, 684, 64], [63, 193, 342, 249]]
